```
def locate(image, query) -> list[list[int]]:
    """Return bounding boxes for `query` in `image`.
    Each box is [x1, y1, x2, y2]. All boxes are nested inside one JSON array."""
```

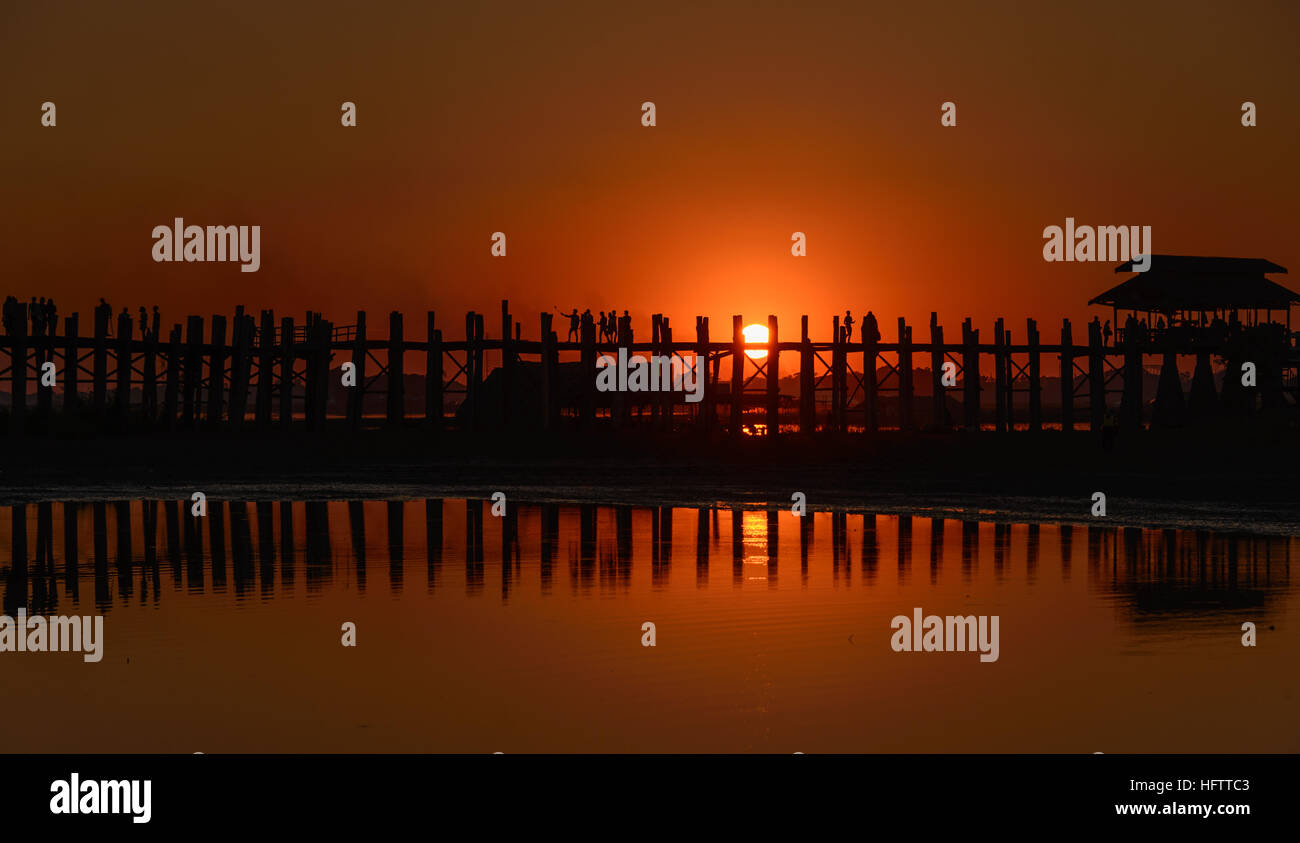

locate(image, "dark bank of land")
[[1, 421, 1297, 533]]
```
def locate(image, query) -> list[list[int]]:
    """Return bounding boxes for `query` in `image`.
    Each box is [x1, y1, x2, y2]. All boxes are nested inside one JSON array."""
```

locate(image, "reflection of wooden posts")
[[163, 325, 181, 429], [427, 312, 442, 429], [1059, 319, 1074, 432], [539, 312, 554, 430], [993, 318, 1007, 432], [1027, 318, 1041, 432], [730, 315, 744, 437], [864, 321, 879, 432], [347, 311, 366, 430], [799, 316, 813, 433], [93, 305, 108, 417], [387, 311, 404, 426], [962, 318, 979, 431], [9, 303, 26, 434], [1088, 319, 1104, 431], [206, 314, 227, 425], [765, 314, 779, 436], [279, 316, 295, 428], [63, 313, 80, 416], [500, 300, 513, 429], [579, 310, 595, 430], [930, 313, 944, 429], [115, 311, 132, 423], [898, 317, 913, 431], [255, 310, 274, 427]]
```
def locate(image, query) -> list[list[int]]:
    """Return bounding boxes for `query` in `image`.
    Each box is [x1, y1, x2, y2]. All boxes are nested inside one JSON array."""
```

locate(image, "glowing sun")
[[742, 323, 769, 359]]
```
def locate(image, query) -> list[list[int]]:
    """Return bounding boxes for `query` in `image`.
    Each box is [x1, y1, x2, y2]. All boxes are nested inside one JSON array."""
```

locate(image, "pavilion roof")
[[1089, 255, 1296, 312]]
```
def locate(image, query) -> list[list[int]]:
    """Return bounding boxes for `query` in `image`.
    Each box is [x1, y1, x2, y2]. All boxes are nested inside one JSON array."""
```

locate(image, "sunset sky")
[[3, 0, 1298, 341]]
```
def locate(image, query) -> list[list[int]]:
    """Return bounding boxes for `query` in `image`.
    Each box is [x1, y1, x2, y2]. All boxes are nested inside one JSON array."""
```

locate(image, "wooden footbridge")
[[0, 298, 1294, 437]]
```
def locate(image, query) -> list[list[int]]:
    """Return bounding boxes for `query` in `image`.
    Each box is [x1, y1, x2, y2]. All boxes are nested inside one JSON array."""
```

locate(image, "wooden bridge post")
[[539, 312, 553, 430], [831, 315, 842, 431], [347, 311, 367, 431], [1004, 326, 1015, 430], [766, 314, 779, 436], [470, 312, 484, 430], [930, 313, 945, 429], [500, 300, 513, 429], [1027, 318, 1042, 432], [279, 316, 295, 428], [313, 318, 333, 428], [63, 313, 79, 416], [36, 310, 53, 423], [730, 315, 744, 437], [8, 302, 26, 434], [661, 316, 674, 431], [1188, 348, 1217, 415], [92, 305, 108, 418], [163, 324, 181, 429], [650, 314, 662, 425], [115, 310, 133, 424], [864, 318, 879, 432], [206, 314, 227, 425], [388, 311, 404, 426], [993, 318, 1007, 432], [142, 313, 158, 425], [961, 318, 979, 430], [427, 312, 443, 429], [579, 310, 595, 430], [1120, 324, 1142, 431], [303, 320, 319, 430], [255, 310, 275, 427], [799, 316, 813, 433], [898, 317, 914, 431], [183, 316, 204, 429], [1088, 319, 1104, 431], [697, 316, 713, 433], [1059, 319, 1074, 432], [229, 314, 255, 431]]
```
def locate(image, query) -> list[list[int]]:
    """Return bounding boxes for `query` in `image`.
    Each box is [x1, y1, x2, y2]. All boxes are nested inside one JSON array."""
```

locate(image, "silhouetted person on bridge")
[[563, 309, 580, 342], [843, 310, 854, 342], [1103, 319, 1112, 347], [863, 310, 881, 344], [96, 298, 112, 336]]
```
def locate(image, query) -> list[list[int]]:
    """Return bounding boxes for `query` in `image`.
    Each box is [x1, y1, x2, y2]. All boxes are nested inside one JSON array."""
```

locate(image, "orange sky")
[[3, 0, 1298, 341]]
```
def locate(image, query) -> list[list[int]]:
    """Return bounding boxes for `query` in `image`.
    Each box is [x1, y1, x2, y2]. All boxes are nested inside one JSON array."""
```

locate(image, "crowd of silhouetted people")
[[1088, 312, 1292, 348], [2, 296, 58, 338], [2, 297, 165, 341]]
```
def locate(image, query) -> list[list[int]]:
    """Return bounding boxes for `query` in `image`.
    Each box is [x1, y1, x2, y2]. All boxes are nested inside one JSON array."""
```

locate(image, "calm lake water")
[[2, 498, 1296, 753]]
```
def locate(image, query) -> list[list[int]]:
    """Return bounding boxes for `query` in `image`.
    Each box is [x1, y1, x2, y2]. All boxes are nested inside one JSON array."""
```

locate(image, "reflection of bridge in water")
[[2, 500, 1293, 622]]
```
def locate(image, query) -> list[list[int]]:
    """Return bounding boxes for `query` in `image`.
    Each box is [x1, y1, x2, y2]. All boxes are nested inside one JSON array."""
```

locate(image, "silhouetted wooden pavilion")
[[1089, 254, 1296, 329]]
